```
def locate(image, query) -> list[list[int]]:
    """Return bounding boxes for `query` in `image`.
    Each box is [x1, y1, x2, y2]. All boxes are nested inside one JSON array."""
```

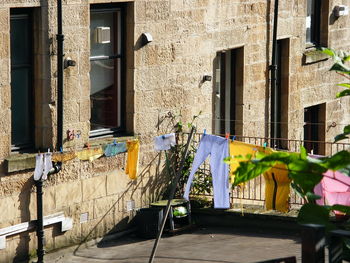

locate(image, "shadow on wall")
[[73, 152, 171, 255], [13, 177, 34, 262]]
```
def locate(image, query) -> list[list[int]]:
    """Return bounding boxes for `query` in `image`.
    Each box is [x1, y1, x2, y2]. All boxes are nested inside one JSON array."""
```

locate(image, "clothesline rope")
[[212, 117, 349, 127]]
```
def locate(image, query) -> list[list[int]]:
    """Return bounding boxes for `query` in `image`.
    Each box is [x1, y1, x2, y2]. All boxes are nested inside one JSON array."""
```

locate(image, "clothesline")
[[212, 117, 348, 127]]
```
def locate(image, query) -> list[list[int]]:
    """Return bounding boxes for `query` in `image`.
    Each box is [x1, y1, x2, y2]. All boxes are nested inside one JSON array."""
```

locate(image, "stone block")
[[82, 175, 106, 201], [93, 195, 118, 219], [0, 8, 9, 32], [0, 32, 9, 58], [0, 196, 20, 223], [55, 181, 82, 209], [106, 170, 132, 196]]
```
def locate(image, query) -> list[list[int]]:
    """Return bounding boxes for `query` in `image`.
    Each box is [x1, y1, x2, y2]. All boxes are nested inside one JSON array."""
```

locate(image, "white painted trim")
[[0, 212, 73, 250]]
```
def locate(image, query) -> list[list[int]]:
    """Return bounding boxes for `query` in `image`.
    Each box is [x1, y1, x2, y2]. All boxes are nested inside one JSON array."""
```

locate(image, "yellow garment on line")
[[229, 141, 267, 184], [263, 162, 291, 213], [126, 139, 139, 180], [52, 152, 77, 163], [229, 140, 290, 212], [76, 147, 104, 162]]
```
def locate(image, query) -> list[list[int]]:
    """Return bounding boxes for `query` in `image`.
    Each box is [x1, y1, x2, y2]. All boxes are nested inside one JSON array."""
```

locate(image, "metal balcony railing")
[[178, 132, 350, 209]]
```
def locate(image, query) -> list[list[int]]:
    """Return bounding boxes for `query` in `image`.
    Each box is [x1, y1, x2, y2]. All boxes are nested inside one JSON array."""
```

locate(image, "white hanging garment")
[[154, 133, 176, 151]]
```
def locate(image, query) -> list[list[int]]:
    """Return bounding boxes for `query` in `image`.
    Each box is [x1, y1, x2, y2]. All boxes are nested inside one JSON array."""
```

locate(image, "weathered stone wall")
[[0, 0, 350, 261]]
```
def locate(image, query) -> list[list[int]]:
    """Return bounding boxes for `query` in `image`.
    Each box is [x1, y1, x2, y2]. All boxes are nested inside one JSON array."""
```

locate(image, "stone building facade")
[[0, 0, 349, 261]]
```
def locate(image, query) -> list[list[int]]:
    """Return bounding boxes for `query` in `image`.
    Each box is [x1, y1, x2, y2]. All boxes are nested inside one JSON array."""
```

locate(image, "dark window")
[[89, 5, 125, 137], [10, 9, 34, 151], [214, 48, 244, 136], [271, 39, 289, 149], [304, 103, 326, 155], [306, 0, 321, 45]]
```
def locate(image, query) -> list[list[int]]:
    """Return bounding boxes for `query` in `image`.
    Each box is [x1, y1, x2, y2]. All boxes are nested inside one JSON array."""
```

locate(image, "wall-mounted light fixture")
[[141, 32, 153, 46], [64, 57, 76, 69], [203, 75, 212, 82], [334, 5, 349, 17]]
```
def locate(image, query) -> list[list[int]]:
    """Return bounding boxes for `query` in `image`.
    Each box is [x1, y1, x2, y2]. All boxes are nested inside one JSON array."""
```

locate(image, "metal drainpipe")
[[35, 162, 62, 263], [270, 0, 279, 148], [57, 0, 64, 151]]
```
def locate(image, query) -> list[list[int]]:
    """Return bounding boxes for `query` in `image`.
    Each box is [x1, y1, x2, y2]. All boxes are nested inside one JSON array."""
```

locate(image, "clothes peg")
[[203, 129, 206, 135], [263, 142, 268, 148], [225, 133, 230, 139], [60, 147, 63, 153], [162, 135, 165, 139], [113, 139, 117, 145], [231, 135, 236, 141]]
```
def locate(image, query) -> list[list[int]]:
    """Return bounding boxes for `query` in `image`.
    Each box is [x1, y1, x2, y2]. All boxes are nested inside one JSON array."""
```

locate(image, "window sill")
[[5, 136, 134, 174], [303, 48, 329, 65], [5, 153, 37, 174]]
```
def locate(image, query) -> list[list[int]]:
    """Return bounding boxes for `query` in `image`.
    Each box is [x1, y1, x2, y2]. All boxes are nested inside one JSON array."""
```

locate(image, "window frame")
[[89, 4, 126, 138]]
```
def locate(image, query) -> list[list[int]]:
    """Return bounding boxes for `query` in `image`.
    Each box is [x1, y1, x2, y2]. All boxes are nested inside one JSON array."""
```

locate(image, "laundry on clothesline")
[[263, 161, 290, 213], [154, 133, 176, 151], [229, 140, 267, 184], [126, 139, 140, 180], [229, 140, 290, 212], [34, 151, 53, 181], [184, 134, 230, 209], [52, 152, 77, 163], [77, 147, 104, 162], [104, 141, 127, 157]]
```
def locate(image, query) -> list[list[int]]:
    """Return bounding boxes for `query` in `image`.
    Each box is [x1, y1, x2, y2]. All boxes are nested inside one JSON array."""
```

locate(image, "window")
[[304, 103, 326, 155], [306, 0, 321, 45], [90, 5, 125, 137], [214, 47, 244, 136], [10, 9, 34, 151], [271, 39, 289, 149]]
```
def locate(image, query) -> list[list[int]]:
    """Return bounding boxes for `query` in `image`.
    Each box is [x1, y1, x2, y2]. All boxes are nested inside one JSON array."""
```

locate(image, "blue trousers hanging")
[[183, 134, 230, 209]]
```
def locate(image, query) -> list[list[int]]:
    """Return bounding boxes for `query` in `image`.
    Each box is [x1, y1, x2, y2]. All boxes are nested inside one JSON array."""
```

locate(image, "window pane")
[[11, 15, 31, 65], [90, 8, 122, 133], [90, 59, 118, 130], [90, 11, 115, 57], [10, 11, 33, 148], [11, 68, 31, 145]]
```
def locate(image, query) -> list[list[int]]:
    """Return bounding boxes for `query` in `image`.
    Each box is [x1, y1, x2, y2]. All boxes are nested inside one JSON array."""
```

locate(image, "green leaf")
[[288, 160, 325, 193], [335, 125, 350, 142], [335, 134, 349, 142], [233, 161, 272, 186], [336, 89, 350, 98], [330, 62, 350, 74], [331, 204, 350, 215], [345, 125, 350, 134], [297, 203, 335, 230], [337, 83, 350, 88], [305, 192, 322, 201], [320, 151, 350, 171], [300, 146, 307, 160], [290, 172, 323, 194], [319, 47, 336, 58], [344, 55, 350, 62], [291, 182, 306, 199]]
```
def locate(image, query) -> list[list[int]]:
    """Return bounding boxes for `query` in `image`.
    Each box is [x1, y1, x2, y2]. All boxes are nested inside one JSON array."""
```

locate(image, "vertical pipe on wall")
[[35, 180, 45, 263], [270, 0, 279, 148], [57, 0, 64, 151]]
